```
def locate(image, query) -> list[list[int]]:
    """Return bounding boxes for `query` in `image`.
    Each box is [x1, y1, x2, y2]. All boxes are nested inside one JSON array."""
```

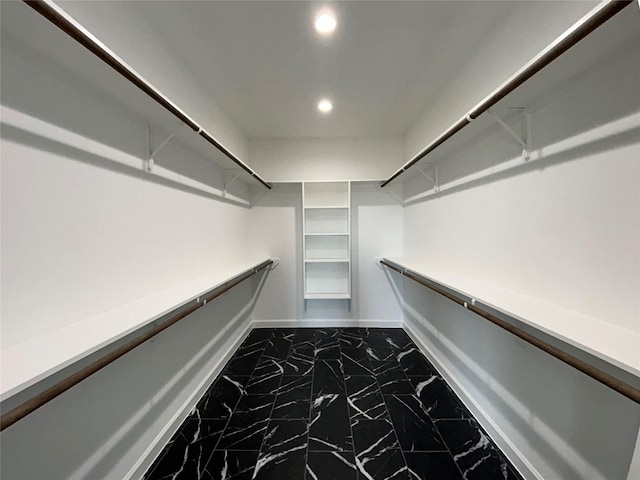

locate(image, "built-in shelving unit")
[[302, 182, 351, 308]]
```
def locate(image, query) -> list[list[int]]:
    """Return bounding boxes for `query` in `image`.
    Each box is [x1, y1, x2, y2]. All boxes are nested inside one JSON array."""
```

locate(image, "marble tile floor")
[[144, 328, 523, 480]]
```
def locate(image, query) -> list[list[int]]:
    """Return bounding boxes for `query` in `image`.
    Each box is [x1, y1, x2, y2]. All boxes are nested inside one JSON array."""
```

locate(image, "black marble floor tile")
[[146, 328, 521, 480], [284, 347, 314, 375], [315, 343, 342, 359], [351, 419, 399, 456], [342, 348, 375, 376], [203, 450, 259, 480], [360, 329, 397, 349], [345, 375, 388, 421], [340, 330, 365, 349], [145, 418, 227, 479], [312, 359, 345, 395], [245, 359, 284, 394], [316, 328, 340, 347], [252, 419, 308, 479], [272, 328, 297, 342], [309, 394, 352, 451], [356, 449, 410, 480], [306, 451, 358, 480], [197, 375, 249, 419], [377, 367, 414, 395], [253, 449, 306, 479], [409, 376, 471, 420], [225, 346, 264, 376], [273, 376, 312, 419], [397, 348, 439, 377], [436, 420, 522, 480], [384, 329, 415, 350], [366, 346, 401, 374], [218, 395, 275, 450], [404, 452, 462, 480], [242, 329, 274, 346], [291, 329, 316, 344], [385, 395, 446, 452], [262, 338, 292, 362]]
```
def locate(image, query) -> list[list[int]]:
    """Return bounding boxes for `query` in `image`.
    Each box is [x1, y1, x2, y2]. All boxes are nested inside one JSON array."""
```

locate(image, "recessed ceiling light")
[[318, 99, 333, 113], [314, 11, 337, 34]]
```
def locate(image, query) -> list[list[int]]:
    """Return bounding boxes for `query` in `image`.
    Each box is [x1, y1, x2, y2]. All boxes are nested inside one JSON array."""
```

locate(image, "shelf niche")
[[302, 182, 351, 305]]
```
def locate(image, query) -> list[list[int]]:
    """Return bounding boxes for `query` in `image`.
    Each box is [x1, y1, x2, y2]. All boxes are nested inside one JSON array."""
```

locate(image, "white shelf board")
[[304, 293, 351, 300], [304, 206, 349, 210], [304, 233, 349, 236], [0, 257, 271, 401], [304, 259, 349, 263], [386, 257, 640, 378]]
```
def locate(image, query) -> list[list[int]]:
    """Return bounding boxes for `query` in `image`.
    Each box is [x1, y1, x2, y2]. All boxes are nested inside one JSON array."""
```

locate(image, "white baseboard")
[[252, 319, 403, 328], [126, 319, 254, 480], [403, 320, 539, 480]]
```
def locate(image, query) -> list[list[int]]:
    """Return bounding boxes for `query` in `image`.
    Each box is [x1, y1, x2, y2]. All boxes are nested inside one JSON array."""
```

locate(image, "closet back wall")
[[250, 182, 403, 325]]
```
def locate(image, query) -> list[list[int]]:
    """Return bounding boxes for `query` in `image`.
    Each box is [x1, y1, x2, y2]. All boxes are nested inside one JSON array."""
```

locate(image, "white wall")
[[399, 9, 640, 480], [249, 182, 403, 326], [248, 137, 405, 182]]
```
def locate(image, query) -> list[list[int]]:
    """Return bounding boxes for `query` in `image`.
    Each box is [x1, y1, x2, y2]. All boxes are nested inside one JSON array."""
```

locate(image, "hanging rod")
[[23, 0, 272, 190], [381, 0, 633, 188], [0, 259, 274, 432], [380, 259, 640, 404]]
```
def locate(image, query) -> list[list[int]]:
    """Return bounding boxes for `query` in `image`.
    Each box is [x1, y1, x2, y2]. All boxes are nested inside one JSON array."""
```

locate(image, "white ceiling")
[[132, 1, 518, 139]]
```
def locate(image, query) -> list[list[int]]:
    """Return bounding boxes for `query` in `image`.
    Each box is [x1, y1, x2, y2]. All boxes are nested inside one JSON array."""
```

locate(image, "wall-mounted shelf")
[[0, 258, 273, 429], [304, 293, 352, 300], [380, 257, 640, 403], [390, 1, 639, 205], [304, 259, 349, 263], [302, 182, 351, 309], [304, 233, 349, 236], [304, 206, 349, 210]]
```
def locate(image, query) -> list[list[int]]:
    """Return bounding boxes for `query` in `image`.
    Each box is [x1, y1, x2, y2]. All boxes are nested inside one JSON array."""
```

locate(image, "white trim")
[[252, 319, 403, 329], [403, 320, 538, 480], [125, 319, 254, 480]]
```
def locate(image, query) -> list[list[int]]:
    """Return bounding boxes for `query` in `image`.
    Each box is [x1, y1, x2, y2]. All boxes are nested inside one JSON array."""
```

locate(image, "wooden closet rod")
[[380, 259, 640, 404], [23, 0, 272, 190], [380, 0, 633, 188], [0, 259, 273, 432]]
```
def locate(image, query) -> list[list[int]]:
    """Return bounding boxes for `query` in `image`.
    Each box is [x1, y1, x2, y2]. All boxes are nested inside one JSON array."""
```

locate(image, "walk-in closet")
[[1, 1, 639, 479]]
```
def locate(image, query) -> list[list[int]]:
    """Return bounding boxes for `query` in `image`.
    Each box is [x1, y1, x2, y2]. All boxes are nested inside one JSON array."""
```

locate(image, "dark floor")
[[144, 328, 522, 480]]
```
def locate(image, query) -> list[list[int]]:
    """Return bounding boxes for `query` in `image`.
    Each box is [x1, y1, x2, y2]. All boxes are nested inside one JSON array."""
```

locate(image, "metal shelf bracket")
[[488, 109, 532, 161], [223, 169, 242, 197], [417, 165, 439, 192], [146, 123, 184, 172]]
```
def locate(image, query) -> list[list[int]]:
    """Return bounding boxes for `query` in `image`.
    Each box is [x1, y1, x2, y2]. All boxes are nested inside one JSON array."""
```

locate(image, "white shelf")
[[305, 233, 349, 236], [305, 259, 349, 263], [0, 258, 272, 401], [385, 257, 640, 379], [304, 206, 349, 210], [304, 293, 351, 300]]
